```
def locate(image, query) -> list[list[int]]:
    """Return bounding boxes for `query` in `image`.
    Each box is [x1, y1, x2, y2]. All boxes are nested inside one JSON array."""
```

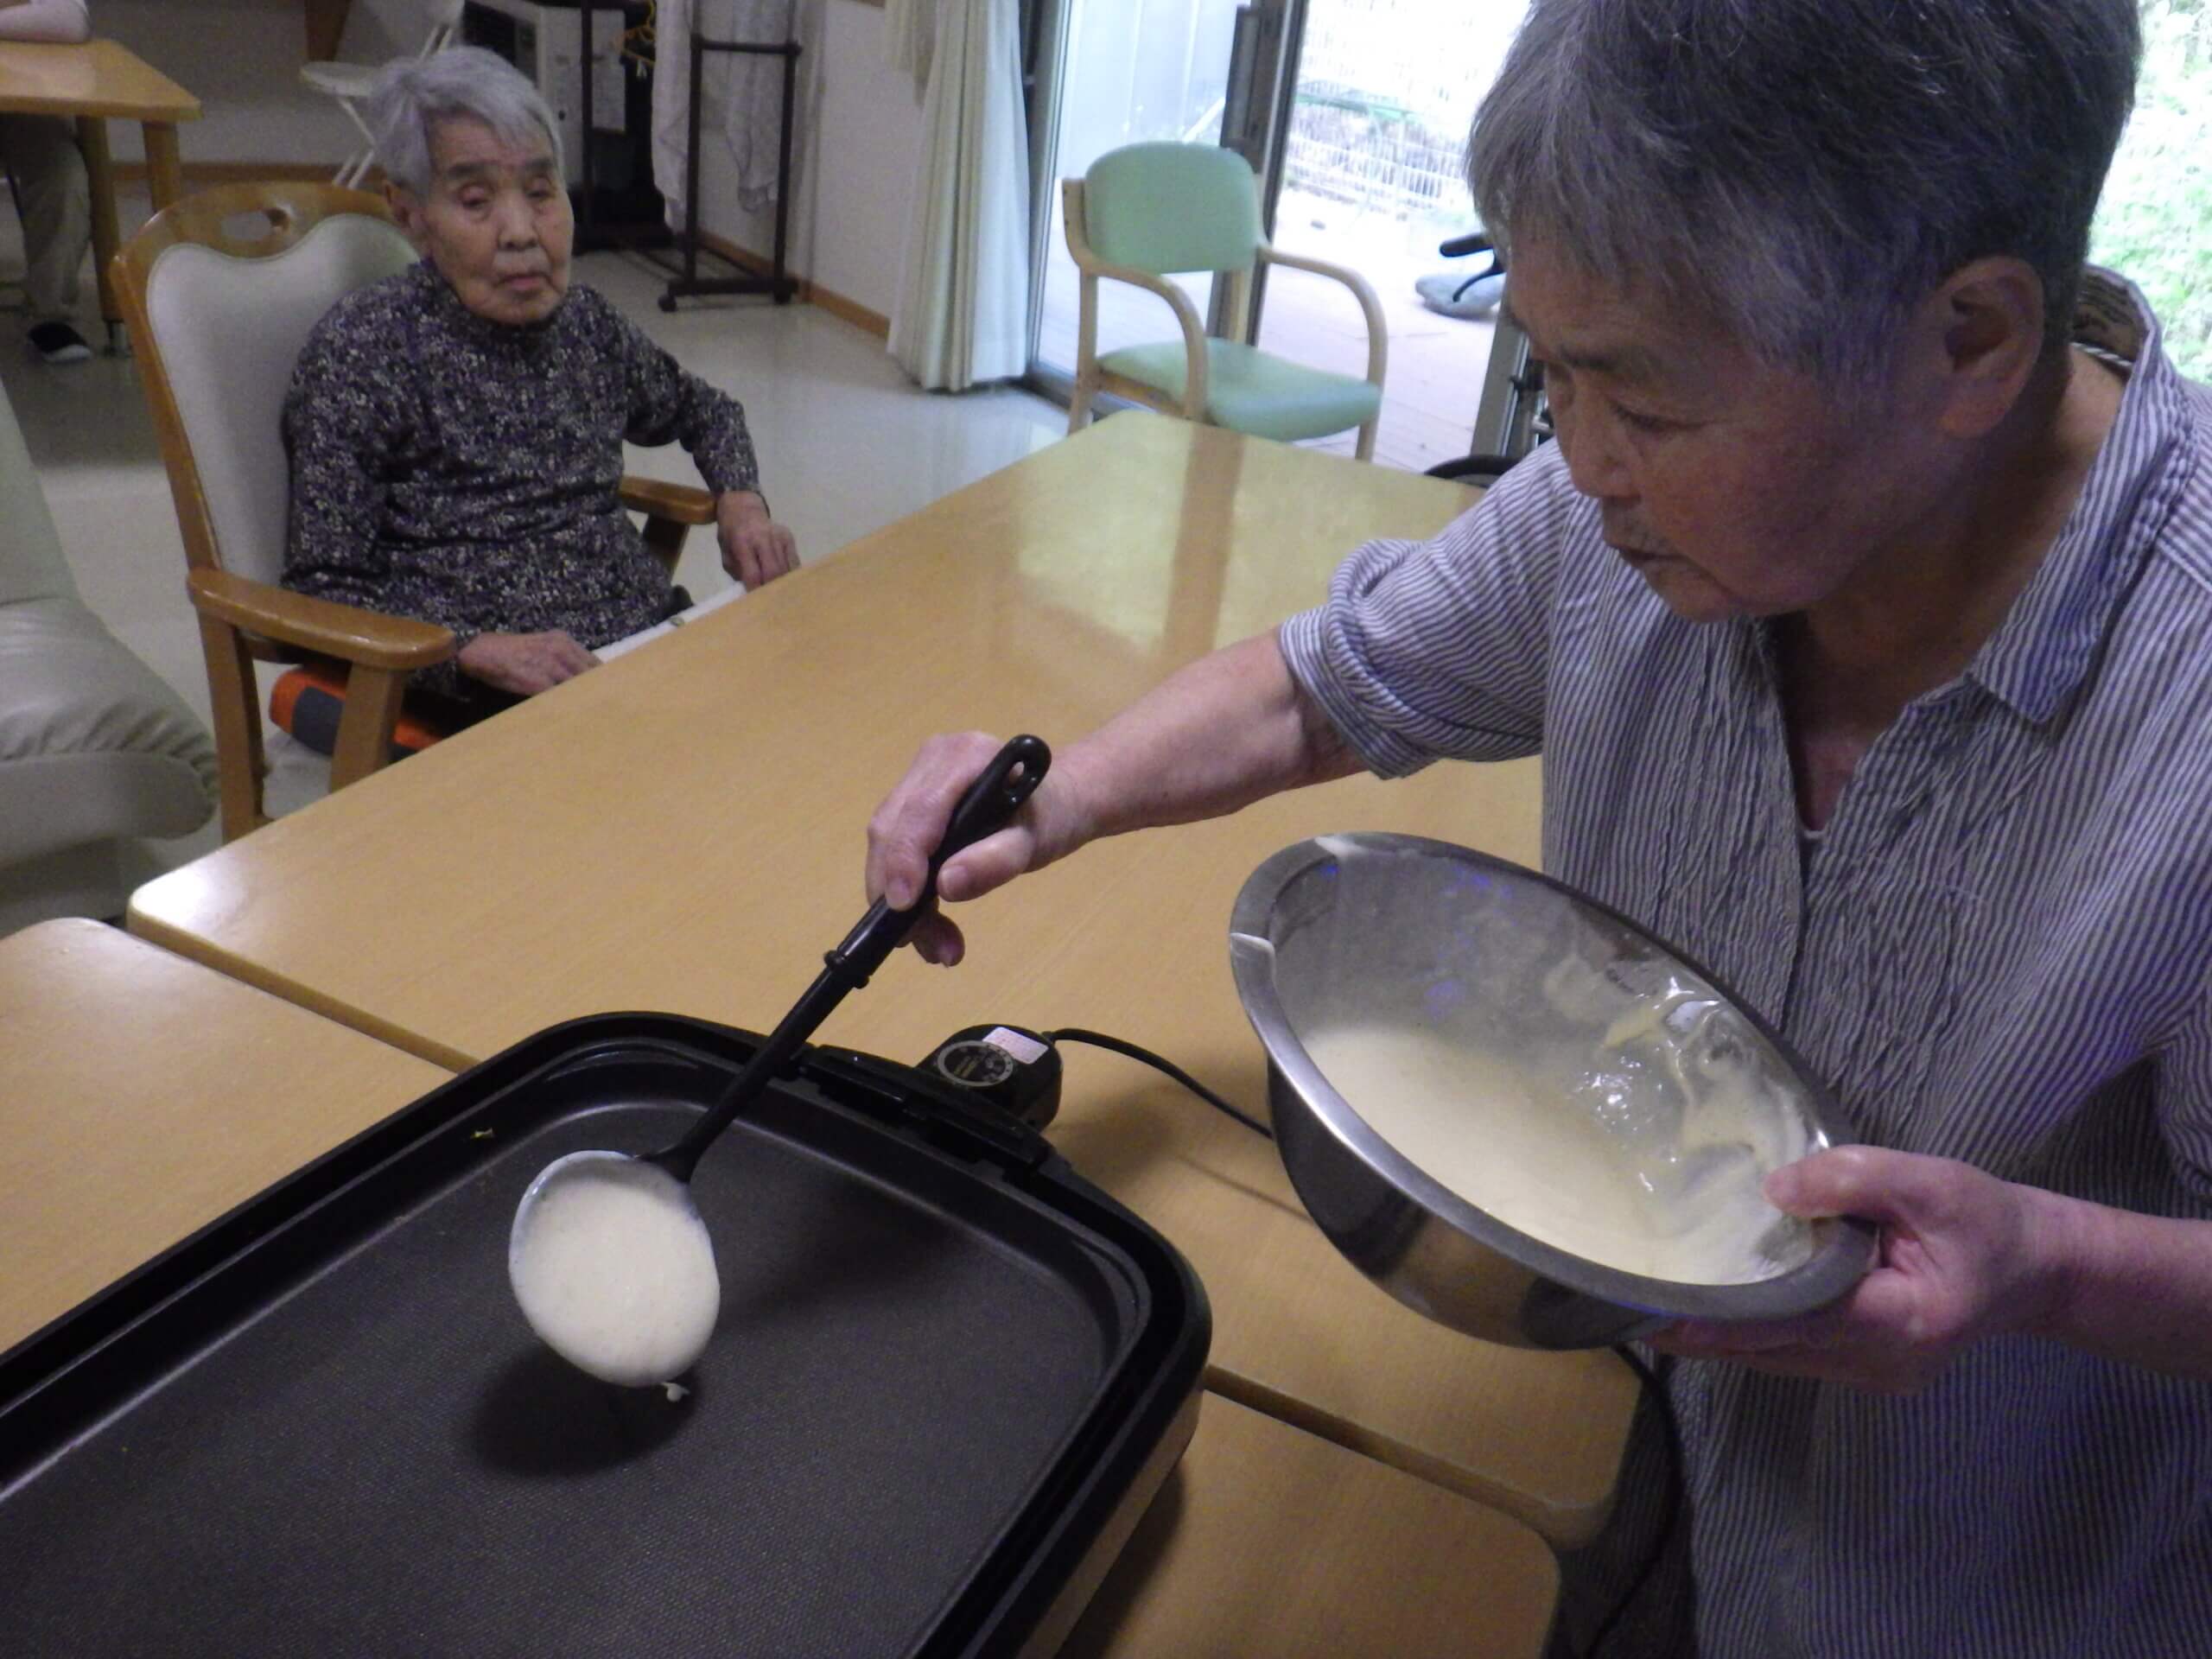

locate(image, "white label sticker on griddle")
[[984, 1027, 1047, 1065]]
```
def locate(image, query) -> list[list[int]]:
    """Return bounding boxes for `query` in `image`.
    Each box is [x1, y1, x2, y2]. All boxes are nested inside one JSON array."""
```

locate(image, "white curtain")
[[652, 0, 801, 226], [887, 0, 1032, 391], [884, 0, 934, 86]]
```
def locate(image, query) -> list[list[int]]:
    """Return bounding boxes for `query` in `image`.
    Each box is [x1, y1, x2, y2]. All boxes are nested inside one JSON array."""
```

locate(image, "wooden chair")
[[113, 181, 714, 842], [1063, 143, 1388, 460]]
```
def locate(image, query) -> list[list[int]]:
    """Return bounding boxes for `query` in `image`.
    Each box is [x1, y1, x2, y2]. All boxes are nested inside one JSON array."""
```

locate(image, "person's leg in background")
[[0, 113, 92, 364]]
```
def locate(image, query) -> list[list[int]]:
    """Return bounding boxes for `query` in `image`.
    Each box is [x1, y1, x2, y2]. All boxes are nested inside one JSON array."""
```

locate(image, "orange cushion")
[[268, 663, 448, 758]]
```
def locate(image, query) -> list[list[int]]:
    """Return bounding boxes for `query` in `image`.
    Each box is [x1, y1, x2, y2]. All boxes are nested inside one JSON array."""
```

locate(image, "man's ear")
[[1913, 256, 2050, 442], [384, 181, 429, 251]]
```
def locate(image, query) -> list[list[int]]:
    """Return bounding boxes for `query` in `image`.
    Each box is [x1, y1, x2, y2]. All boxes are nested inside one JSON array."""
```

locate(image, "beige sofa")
[[0, 380, 217, 931]]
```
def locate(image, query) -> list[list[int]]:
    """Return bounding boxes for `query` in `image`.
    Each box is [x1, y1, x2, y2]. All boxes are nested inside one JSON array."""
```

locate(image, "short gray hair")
[[368, 45, 563, 198], [1468, 0, 2141, 385]]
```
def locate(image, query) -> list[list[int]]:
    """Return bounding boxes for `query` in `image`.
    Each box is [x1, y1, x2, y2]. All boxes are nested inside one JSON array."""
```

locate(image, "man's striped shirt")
[[1278, 273, 2212, 1656]]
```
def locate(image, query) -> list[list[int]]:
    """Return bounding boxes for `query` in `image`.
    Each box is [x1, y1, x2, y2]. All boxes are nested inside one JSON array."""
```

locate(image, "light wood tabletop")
[[0, 918, 448, 1356], [0, 925, 1559, 1652], [0, 915, 1557, 1654], [0, 37, 200, 339], [0, 37, 198, 120], [131, 411, 1635, 1544], [1066, 1392, 1557, 1658]]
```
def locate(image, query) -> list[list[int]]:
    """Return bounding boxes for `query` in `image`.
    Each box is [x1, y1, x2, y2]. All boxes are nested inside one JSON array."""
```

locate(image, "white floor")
[[3, 196, 1066, 884]]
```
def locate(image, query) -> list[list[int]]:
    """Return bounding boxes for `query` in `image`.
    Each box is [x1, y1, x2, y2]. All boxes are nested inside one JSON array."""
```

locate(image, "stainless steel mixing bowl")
[[1230, 833, 1875, 1349]]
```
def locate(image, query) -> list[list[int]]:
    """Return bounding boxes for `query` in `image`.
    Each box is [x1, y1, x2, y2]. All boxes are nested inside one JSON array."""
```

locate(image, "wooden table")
[[1066, 1393, 1557, 1658], [131, 412, 1636, 1545], [0, 38, 200, 342], [0, 918, 447, 1356], [0, 919, 1559, 1653]]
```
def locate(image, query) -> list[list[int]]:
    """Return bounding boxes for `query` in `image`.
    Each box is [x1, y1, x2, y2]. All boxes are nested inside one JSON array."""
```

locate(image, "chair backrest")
[[114, 182, 419, 588], [0, 379, 77, 608], [1080, 143, 1264, 276]]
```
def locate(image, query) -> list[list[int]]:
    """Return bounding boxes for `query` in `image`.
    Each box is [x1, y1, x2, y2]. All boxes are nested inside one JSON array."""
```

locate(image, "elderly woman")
[[283, 47, 795, 717], [867, 1, 2212, 1653]]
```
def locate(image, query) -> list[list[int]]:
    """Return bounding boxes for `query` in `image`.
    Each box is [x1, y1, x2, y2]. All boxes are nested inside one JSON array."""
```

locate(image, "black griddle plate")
[[0, 1016, 1208, 1657]]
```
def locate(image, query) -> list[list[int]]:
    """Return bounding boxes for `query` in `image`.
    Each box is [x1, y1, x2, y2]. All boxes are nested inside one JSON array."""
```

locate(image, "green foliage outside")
[[2091, 1, 2212, 380]]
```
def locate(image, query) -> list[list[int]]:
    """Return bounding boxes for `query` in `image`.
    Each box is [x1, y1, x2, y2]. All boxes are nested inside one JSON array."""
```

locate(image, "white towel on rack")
[[884, 0, 935, 90], [652, 0, 799, 227]]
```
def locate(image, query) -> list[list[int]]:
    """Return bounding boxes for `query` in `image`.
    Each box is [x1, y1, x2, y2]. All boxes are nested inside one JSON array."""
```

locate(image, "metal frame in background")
[[1234, 0, 1304, 342], [571, 0, 668, 254], [1468, 314, 1548, 464], [658, 30, 802, 311]]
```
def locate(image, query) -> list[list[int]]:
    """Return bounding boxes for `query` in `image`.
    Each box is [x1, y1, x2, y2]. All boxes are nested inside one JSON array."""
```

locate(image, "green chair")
[[1063, 143, 1387, 460]]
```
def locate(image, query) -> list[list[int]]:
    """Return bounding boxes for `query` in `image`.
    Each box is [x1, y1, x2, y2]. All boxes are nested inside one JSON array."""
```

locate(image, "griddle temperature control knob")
[[923, 1025, 1062, 1130]]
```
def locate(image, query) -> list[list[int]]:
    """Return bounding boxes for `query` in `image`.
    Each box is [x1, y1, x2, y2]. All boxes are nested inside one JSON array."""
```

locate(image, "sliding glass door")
[[1248, 0, 1528, 468], [1026, 1, 1290, 393], [1024, 0, 1529, 468]]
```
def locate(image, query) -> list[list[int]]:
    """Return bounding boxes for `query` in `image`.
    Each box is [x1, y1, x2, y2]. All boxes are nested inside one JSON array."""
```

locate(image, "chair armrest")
[[1061, 189, 1212, 417], [187, 568, 455, 671], [1075, 256, 1209, 344], [1258, 245, 1389, 390], [620, 476, 718, 525], [1088, 259, 1210, 416]]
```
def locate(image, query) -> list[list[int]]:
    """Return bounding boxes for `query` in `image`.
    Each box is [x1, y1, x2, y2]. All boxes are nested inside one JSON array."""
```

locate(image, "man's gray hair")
[[1468, 0, 2141, 384], [368, 45, 563, 198]]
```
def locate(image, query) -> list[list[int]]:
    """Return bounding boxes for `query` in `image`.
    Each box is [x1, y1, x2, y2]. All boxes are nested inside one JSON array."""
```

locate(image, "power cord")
[[1042, 1034, 1689, 1655], [918, 1023, 1679, 1653], [917, 1023, 1272, 1139], [1044, 1027, 1274, 1140], [1582, 1344, 1685, 1657], [918, 1022, 1681, 1650], [1021, 1027, 1684, 1655]]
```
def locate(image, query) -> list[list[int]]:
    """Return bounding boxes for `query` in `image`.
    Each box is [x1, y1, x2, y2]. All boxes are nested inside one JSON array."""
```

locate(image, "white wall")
[[98, 0, 419, 164], [98, 0, 925, 320]]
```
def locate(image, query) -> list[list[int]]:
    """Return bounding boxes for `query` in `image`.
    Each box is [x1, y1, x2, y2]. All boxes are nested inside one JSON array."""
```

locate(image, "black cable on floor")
[[1583, 1344, 1685, 1657], [1044, 1027, 1274, 1140]]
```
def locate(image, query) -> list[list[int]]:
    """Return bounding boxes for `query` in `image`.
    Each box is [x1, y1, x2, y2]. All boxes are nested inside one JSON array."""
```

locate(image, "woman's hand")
[[457, 629, 599, 696], [861, 635, 1361, 967], [864, 731, 1093, 966], [716, 491, 798, 589], [1648, 1146, 2070, 1394]]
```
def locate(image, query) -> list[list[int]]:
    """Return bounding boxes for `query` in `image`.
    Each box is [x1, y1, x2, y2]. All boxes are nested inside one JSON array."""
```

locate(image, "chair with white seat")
[[302, 0, 467, 189], [111, 181, 714, 842], [0, 379, 215, 931], [1063, 142, 1389, 461]]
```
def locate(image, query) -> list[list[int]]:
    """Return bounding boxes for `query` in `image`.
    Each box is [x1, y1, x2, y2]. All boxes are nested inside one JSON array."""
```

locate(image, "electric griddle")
[[0, 1015, 1209, 1656]]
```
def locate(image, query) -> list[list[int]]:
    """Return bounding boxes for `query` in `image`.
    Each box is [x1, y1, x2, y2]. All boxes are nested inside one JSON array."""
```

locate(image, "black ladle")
[[655, 730, 1050, 1180], [508, 735, 1051, 1382]]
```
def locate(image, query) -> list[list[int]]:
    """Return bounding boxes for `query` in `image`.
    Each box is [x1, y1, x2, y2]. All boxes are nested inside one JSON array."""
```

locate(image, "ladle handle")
[[836, 732, 1052, 978], [652, 734, 1051, 1180]]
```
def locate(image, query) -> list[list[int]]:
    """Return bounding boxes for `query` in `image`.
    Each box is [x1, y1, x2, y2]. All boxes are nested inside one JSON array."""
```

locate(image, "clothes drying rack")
[[659, 27, 801, 310], [572, 4, 801, 309]]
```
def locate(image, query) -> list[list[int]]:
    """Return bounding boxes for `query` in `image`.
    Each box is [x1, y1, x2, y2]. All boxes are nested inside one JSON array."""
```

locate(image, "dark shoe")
[[28, 321, 92, 365]]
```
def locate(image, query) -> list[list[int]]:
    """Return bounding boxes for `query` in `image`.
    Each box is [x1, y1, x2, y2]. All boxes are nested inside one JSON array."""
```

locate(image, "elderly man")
[[868, 0, 2212, 1653], [283, 47, 795, 720]]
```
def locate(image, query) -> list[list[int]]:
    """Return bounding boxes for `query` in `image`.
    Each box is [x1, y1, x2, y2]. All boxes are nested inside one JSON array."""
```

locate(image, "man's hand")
[[716, 491, 798, 589], [864, 731, 1091, 967], [456, 630, 599, 696], [1648, 1146, 2072, 1394]]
